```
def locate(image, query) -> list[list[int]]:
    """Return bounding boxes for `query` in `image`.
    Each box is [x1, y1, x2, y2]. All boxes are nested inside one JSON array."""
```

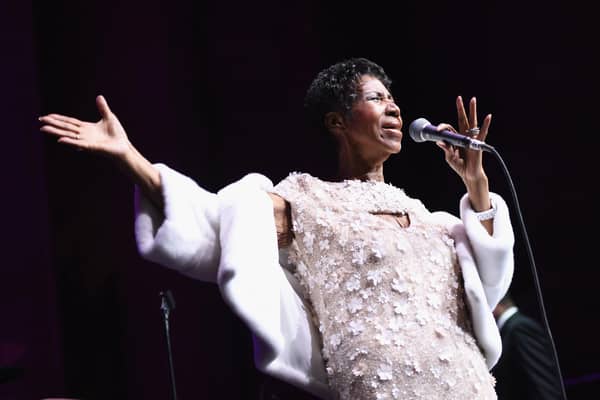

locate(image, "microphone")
[[409, 118, 492, 152]]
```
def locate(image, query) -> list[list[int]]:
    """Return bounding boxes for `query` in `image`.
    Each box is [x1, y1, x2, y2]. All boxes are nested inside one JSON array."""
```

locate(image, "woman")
[[39, 58, 514, 399]]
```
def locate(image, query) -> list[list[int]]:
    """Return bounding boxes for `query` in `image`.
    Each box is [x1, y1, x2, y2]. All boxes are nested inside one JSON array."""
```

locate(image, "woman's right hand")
[[40, 95, 164, 209], [39, 95, 131, 160]]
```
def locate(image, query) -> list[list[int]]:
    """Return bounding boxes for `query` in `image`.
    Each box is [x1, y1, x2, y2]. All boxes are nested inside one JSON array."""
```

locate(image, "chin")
[[384, 139, 402, 154], [377, 144, 401, 162]]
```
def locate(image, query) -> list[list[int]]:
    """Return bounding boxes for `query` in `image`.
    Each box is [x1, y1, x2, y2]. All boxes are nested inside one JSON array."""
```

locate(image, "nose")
[[385, 101, 400, 118]]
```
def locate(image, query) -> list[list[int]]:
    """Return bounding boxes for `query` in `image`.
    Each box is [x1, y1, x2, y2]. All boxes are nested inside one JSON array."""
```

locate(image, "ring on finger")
[[467, 127, 480, 136]]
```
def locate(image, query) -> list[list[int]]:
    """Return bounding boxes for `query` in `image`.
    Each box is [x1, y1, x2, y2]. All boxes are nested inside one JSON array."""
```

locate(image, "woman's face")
[[342, 75, 403, 162]]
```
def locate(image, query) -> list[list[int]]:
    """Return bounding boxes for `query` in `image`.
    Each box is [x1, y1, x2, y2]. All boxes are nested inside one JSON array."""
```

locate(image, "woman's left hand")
[[436, 96, 493, 218], [435, 96, 491, 185]]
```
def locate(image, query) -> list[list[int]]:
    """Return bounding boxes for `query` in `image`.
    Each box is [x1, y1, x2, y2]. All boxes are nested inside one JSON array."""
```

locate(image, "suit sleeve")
[[509, 316, 563, 400]]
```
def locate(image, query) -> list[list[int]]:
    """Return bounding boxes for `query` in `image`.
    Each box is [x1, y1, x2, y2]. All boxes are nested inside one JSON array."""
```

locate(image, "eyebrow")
[[363, 90, 394, 100]]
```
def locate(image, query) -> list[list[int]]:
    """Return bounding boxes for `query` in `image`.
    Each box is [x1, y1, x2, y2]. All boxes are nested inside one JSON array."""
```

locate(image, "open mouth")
[[382, 120, 403, 131], [382, 126, 403, 136]]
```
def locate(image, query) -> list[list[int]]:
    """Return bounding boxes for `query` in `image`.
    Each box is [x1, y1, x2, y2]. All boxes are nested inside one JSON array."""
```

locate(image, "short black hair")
[[304, 57, 392, 137]]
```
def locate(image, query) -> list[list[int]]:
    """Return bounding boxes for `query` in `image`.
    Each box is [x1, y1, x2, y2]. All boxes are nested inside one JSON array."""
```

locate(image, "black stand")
[[160, 290, 178, 400]]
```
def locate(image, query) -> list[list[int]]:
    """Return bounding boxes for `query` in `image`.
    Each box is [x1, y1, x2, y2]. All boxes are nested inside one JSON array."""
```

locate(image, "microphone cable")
[[484, 145, 568, 400]]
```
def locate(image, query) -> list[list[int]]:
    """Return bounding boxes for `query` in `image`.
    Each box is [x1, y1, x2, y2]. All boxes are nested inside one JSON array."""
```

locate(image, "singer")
[[39, 58, 514, 400]]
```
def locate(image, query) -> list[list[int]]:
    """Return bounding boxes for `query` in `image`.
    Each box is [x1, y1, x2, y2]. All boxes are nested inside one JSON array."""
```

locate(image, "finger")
[[456, 96, 469, 133], [42, 114, 82, 127], [39, 117, 81, 133], [40, 125, 80, 139], [469, 97, 478, 129], [479, 114, 492, 142], [96, 95, 112, 119], [436, 141, 453, 161], [452, 146, 461, 162], [436, 140, 450, 151], [437, 141, 457, 160], [436, 123, 457, 133], [446, 146, 460, 165]]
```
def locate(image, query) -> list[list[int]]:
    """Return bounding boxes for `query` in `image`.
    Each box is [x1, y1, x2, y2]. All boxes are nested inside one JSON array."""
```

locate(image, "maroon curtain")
[[1, 0, 597, 399]]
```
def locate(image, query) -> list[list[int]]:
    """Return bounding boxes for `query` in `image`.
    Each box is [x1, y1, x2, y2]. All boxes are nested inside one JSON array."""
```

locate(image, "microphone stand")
[[160, 290, 178, 400], [484, 145, 568, 400]]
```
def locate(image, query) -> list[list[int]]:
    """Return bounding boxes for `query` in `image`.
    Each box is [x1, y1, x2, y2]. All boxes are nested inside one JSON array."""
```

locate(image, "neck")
[[337, 147, 386, 182]]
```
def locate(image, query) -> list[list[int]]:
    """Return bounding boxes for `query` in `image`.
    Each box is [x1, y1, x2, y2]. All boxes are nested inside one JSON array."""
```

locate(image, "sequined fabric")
[[274, 173, 496, 400]]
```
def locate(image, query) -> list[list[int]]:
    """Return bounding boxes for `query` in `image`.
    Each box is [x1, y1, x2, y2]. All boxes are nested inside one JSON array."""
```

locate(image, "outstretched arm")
[[39, 95, 163, 209]]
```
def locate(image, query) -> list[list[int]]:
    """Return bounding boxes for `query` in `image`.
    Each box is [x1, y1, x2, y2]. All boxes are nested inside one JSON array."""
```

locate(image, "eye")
[[367, 94, 384, 102]]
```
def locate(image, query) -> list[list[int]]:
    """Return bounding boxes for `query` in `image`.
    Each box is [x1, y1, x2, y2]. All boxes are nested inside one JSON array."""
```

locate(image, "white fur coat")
[[134, 164, 515, 399]]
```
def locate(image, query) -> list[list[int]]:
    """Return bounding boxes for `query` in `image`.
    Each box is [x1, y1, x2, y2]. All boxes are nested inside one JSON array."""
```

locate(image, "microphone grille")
[[408, 118, 431, 143]]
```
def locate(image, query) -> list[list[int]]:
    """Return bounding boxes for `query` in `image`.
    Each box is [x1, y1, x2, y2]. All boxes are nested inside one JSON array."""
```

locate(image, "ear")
[[324, 111, 345, 138]]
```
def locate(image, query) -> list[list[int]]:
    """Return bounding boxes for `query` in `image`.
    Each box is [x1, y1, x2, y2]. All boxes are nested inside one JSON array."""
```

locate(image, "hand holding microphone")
[[408, 96, 496, 217], [409, 96, 494, 153], [408, 117, 493, 152]]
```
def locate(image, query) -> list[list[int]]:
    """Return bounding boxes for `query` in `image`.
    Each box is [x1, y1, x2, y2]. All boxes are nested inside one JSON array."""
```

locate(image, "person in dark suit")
[[491, 294, 563, 400]]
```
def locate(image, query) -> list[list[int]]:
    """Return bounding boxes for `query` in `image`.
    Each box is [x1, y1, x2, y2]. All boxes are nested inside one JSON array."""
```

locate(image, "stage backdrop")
[[1, 0, 597, 399]]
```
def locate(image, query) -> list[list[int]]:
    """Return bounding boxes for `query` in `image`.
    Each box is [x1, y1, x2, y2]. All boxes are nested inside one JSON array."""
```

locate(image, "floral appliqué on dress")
[[274, 173, 496, 400]]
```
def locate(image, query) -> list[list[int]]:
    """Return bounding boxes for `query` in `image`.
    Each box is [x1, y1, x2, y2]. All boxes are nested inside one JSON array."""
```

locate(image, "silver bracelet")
[[475, 199, 497, 221]]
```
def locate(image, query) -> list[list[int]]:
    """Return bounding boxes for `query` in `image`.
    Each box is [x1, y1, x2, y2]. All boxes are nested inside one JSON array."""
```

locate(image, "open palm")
[[40, 95, 131, 158]]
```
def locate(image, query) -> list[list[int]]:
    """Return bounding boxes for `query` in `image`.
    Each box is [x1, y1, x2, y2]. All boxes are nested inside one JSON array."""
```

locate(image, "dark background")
[[2, 0, 597, 399]]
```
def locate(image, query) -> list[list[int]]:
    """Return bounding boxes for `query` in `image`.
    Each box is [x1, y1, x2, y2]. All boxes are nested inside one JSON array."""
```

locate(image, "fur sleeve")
[[217, 173, 331, 399], [433, 192, 515, 368], [133, 163, 220, 282], [459, 192, 515, 309]]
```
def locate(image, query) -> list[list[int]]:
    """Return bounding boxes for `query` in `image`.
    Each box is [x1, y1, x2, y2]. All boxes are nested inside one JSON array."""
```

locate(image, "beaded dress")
[[273, 173, 496, 400]]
